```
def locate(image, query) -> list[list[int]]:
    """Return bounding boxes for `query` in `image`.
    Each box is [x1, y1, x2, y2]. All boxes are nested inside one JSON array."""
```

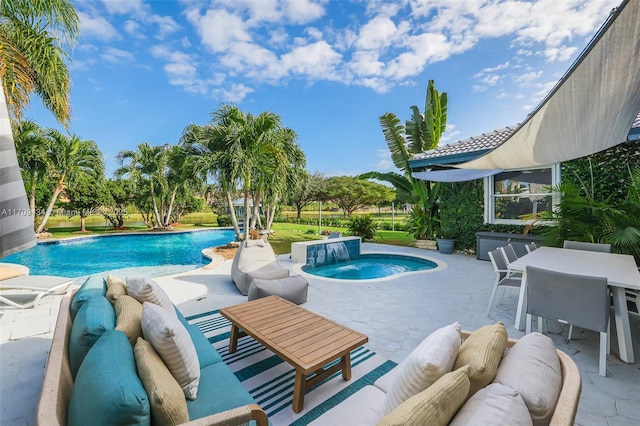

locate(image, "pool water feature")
[[301, 253, 439, 280], [2, 229, 235, 278]]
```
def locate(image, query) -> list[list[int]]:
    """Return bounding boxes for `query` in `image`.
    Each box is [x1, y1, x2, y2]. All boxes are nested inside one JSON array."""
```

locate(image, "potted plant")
[[406, 206, 439, 250], [436, 227, 456, 254]]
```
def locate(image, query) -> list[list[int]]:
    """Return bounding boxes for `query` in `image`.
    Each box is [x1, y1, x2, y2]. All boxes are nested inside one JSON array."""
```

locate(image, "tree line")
[[13, 105, 396, 239]]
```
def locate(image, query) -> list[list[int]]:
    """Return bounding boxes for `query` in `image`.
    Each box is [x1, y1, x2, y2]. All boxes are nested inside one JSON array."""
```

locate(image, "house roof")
[[409, 111, 640, 170]]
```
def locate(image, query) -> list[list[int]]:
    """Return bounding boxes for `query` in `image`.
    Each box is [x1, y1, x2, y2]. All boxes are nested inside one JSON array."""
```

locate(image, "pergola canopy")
[[460, 0, 640, 170]]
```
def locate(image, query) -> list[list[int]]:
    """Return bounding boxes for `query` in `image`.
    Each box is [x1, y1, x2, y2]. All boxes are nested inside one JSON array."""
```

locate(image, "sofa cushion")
[[186, 362, 258, 420], [127, 277, 175, 315], [383, 322, 461, 415], [308, 385, 386, 425], [115, 295, 143, 347], [69, 295, 115, 378], [186, 324, 223, 368], [453, 321, 508, 397], [70, 274, 106, 320], [105, 274, 127, 305], [134, 337, 189, 425], [68, 330, 150, 426], [377, 365, 471, 426], [493, 332, 562, 426], [142, 302, 200, 400], [449, 383, 533, 426], [373, 368, 398, 393]]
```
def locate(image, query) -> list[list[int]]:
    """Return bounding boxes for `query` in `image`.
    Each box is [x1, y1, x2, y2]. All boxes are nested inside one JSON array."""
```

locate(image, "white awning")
[[460, 0, 640, 170], [412, 169, 503, 182]]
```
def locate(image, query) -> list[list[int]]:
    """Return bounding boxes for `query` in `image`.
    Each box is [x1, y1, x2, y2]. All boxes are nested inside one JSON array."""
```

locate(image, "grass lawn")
[[40, 215, 414, 254]]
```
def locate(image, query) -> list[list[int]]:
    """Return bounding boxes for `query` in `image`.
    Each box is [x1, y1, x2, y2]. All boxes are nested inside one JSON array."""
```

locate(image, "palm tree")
[[362, 80, 447, 239], [13, 120, 49, 217], [36, 130, 103, 233], [116, 142, 171, 230], [1, 0, 79, 126]]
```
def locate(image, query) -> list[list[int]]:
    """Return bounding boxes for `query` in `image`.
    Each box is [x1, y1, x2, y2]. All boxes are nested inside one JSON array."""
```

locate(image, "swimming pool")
[[301, 253, 439, 280], [2, 229, 235, 278]]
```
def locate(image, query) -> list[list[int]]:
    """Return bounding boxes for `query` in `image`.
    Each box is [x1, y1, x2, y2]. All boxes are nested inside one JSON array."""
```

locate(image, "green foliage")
[[216, 214, 232, 227], [324, 176, 395, 216], [347, 215, 378, 241], [405, 205, 439, 240]]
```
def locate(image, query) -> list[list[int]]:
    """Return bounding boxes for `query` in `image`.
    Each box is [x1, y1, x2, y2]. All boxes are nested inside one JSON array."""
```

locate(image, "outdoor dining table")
[[508, 246, 640, 364]]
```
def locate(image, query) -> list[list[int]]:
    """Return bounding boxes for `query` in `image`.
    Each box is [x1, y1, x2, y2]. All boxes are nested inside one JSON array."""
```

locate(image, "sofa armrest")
[[180, 403, 268, 426]]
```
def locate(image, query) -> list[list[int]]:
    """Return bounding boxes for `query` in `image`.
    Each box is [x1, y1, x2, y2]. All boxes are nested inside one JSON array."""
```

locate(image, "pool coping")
[[289, 249, 448, 283], [35, 226, 234, 244]]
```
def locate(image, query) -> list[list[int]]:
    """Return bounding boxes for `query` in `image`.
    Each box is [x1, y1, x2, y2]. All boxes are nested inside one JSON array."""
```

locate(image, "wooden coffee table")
[[220, 296, 368, 413]]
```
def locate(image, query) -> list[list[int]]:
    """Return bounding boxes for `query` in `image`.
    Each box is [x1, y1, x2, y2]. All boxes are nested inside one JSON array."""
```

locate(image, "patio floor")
[[1, 242, 639, 425]]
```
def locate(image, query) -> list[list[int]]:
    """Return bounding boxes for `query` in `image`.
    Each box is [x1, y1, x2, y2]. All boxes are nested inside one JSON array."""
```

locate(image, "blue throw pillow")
[[70, 274, 107, 320], [68, 330, 150, 426], [69, 296, 115, 378]]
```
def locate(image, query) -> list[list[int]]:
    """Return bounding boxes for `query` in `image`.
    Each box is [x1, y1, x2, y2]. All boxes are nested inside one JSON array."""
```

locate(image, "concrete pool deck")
[[1, 243, 639, 425]]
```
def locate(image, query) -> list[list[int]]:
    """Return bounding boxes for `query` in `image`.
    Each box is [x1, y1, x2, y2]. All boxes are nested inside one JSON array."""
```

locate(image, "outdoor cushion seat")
[[248, 275, 309, 305], [231, 239, 290, 295]]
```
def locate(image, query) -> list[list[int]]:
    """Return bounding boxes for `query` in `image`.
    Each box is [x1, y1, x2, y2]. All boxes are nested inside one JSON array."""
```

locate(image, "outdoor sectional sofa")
[[313, 323, 581, 426], [36, 274, 268, 426]]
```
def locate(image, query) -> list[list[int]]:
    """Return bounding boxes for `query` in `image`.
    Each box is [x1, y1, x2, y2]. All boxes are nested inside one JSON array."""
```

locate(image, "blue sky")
[[25, 0, 620, 177]]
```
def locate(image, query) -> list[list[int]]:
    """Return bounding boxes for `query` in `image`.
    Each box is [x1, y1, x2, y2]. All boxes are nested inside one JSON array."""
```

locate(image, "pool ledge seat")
[[36, 279, 268, 426]]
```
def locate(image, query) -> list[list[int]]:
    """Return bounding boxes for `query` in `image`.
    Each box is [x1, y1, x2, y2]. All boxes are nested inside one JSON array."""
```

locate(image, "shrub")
[[216, 214, 232, 227], [347, 215, 377, 241]]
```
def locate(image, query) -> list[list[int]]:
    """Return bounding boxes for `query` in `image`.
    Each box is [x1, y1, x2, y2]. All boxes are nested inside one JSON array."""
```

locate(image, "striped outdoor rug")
[[186, 309, 397, 426]]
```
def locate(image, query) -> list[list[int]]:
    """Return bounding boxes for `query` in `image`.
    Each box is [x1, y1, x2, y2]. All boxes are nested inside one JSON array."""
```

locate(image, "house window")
[[484, 165, 560, 224]]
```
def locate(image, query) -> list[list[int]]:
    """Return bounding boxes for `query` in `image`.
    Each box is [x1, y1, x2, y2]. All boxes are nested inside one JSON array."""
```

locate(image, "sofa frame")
[[36, 291, 268, 426]]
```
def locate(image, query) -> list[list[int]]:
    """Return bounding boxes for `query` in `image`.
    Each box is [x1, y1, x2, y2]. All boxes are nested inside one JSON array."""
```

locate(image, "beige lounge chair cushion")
[[377, 365, 471, 426], [248, 276, 309, 305], [127, 277, 175, 316], [383, 322, 461, 415], [449, 383, 533, 425], [105, 274, 127, 305], [493, 332, 562, 426], [134, 337, 189, 425], [115, 295, 143, 347], [453, 321, 508, 397], [0, 265, 25, 281], [141, 302, 200, 400]]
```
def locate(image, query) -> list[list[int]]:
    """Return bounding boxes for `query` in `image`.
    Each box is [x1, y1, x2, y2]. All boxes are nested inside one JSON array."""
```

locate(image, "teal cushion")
[[186, 324, 223, 368], [186, 362, 257, 420], [70, 274, 107, 319], [69, 296, 115, 378], [68, 330, 150, 426]]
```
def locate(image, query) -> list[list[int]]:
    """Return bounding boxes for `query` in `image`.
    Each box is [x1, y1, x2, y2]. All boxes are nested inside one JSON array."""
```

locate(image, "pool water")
[[301, 254, 438, 280], [2, 229, 235, 278]]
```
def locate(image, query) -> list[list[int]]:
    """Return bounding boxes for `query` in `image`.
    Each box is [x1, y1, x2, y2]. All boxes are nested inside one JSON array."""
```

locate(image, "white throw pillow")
[[141, 302, 200, 399], [493, 332, 562, 426], [383, 321, 461, 415], [127, 277, 175, 316], [449, 383, 533, 425]]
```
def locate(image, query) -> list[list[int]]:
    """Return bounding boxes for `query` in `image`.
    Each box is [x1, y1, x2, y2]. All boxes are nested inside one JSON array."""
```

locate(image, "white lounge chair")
[[0, 275, 74, 309]]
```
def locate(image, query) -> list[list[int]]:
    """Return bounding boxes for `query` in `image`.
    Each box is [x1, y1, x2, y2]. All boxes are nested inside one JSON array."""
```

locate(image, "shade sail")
[[0, 84, 36, 258], [461, 0, 640, 170], [412, 168, 503, 182]]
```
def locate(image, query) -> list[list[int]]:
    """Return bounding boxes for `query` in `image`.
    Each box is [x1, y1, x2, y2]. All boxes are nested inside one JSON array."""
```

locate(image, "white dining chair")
[[525, 242, 538, 253], [563, 240, 611, 253], [487, 248, 522, 316], [499, 244, 519, 265], [525, 265, 610, 376]]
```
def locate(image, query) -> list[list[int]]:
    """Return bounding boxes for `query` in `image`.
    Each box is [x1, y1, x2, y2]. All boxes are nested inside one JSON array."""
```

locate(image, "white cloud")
[[280, 41, 342, 80], [214, 83, 254, 103], [514, 71, 542, 86], [100, 47, 134, 63], [440, 124, 460, 145], [151, 45, 208, 94], [544, 45, 578, 62], [376, 159, 393, 170], [356, 16, 406, 50], [186, 8, 252, 53], [283, 0, 325, 24], [78, 11, 120, 41], [100, 0, 146, 16]]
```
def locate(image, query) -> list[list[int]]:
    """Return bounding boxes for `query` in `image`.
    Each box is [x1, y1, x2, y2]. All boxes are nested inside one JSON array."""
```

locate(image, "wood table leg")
[[229, 324, 239, 353], [341, 354, 351, 380], [292, 370, 306, 413]]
